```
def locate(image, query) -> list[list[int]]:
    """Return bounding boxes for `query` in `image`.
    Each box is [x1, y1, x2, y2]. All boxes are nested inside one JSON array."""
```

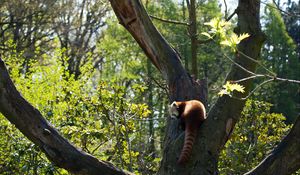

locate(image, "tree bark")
[[109, 0, 266, 174], [187, 0, 199, 78], [108, 0, 204, 102], [0, 58, 133, 175], [244, 117, 300, 175]]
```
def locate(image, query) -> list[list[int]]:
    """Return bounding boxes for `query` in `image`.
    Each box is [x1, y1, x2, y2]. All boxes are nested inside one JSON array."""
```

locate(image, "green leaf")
[[201, 32, 212, 39]]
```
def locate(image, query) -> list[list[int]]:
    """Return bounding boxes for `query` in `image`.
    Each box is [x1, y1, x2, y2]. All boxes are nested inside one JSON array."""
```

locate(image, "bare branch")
[[261, 1, 300, 17], [223, 0, 228, 19], [232, 78, 274, 101], [268, 76, 300, 84], [238, 50, 276, 76], [223, 52, 257, 76], [226, 10, 237, 21], [233, 74, 266, 83], [149, 15, 189, 26]]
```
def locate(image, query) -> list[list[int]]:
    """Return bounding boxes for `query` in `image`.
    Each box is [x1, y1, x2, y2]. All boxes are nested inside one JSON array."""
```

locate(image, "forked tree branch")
[[108, 0, 204, 102]]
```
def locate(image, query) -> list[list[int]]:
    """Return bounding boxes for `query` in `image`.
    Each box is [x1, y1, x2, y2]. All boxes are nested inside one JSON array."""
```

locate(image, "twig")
[[91, 140, 109, 154], [226, 10, 237, 21], [231, 78, 274, 101], [149, 76, 169, 95], [223, 0, 228, 19], [233, 74, 266, 83], [149, 15, 190, 26], [266, 75, 300, 84], [214, 40, 300, 85], [237, 50, 276, 76], [261, 1, 300, 17], [223, 52, 257, 76]]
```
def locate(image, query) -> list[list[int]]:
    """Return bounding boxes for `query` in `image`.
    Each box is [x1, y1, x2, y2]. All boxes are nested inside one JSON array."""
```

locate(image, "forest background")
[[0, 0, 299, 174]]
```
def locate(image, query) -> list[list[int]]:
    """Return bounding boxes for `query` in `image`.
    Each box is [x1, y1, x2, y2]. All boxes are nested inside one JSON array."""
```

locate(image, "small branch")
[[218, 43, 300, 86], [149, 15, 190, 26], [223, 53, 257, 76], [266, 75, 300, 84], [148, 76, 169, 96], [237, 51, 300, 84], [230, 75, 300, 101], [240, 78, 274, 100], [226, 10, 237, 21], [238, 50, 276, 76], [91, 140, 109, 154], [233, 74, 266, 83], [229, 78, 273, 101], [223, 0, 228, 19], [260, 0, 300, 17]]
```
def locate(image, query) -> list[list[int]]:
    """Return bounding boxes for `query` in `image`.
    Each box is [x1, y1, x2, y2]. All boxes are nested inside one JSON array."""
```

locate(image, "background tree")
[[283, 0, 300, 56], [259, 4, 300, 123], [0, 0, 55, 72]]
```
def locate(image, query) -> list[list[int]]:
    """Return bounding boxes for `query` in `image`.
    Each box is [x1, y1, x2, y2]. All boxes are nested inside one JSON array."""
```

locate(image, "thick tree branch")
[[108, 0, 204, 101], [108, 0, 300, 174], [245, 117, 300, 175], [108, 1, 207, 174], [0, 58, 133, 175]]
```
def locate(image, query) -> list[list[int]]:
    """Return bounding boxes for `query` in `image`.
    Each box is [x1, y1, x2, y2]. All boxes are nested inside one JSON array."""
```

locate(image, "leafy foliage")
[[202, 18, 250, 51], [0, 48, 151, 174], [219, 100, 291, 174]]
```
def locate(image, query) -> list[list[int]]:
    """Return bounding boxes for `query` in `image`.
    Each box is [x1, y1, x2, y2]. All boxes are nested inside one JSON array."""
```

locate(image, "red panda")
[[169, 100, 206, 165]]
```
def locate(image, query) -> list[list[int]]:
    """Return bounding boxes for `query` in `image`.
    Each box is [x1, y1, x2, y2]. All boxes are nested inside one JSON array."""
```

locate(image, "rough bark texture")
[[109, 0, 265, 175], [0, 58, 133, 175], [245, 117, 300, 175], [108, 0, 204, 102]]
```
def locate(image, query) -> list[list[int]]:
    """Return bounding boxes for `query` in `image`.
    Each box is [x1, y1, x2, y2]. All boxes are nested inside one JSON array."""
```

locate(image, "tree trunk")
[[109, 0, 265, 174], [187, 0, 198, 78]]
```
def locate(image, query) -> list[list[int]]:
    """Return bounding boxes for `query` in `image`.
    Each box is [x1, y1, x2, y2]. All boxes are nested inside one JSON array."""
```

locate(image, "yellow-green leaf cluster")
[[218, 81, 245, 97], [202, 18, 250, 51]]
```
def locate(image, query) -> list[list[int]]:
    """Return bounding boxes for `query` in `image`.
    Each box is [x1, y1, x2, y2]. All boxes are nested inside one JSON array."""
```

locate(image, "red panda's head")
[[169, 101, 179, 119], [169, 101, 186, 119]]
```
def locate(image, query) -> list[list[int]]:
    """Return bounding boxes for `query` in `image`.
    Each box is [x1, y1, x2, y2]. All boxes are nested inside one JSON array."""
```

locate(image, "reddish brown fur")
[[174, 100, 206, 165]]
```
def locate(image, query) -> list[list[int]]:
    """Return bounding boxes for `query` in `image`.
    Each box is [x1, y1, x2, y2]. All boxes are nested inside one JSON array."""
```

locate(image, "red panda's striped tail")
[[177, 127, 197, 165]]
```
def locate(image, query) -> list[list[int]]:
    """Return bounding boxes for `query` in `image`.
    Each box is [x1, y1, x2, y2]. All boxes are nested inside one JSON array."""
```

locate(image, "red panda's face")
[[169, 101, 180, 119]]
